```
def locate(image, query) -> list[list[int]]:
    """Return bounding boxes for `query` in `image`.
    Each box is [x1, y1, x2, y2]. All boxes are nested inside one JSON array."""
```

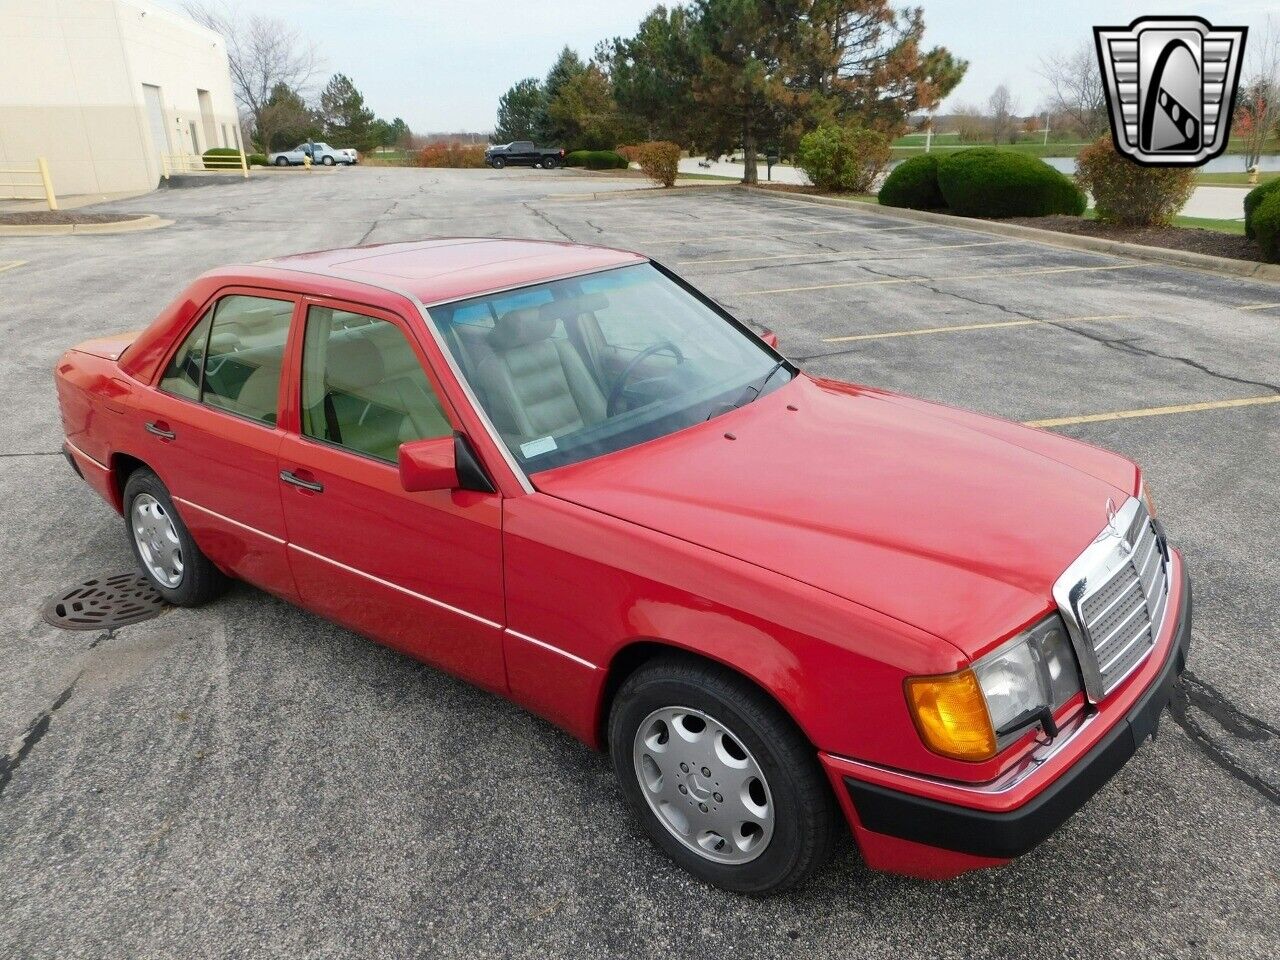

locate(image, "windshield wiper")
[[738, 360, 786, 408]]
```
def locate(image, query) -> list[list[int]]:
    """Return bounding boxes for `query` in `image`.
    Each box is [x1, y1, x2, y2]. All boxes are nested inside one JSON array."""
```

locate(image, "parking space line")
[[742, 263, 1139, 296], [634, 224, 931, 246], [677, 240, 1010, 265], [0, 260, 26, 274], [1025, 395, 1280, 428], [822, 314, 1134, 343], [1238, 303, 1280, 311]]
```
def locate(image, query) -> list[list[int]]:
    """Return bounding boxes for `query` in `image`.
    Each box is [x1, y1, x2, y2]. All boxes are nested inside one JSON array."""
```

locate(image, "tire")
[[492, 157, 505, 169], [275, 156, 289, 166], [543, 157, 558, 170], [322, 155, 336, 166], [123, 468, 228, 607], [609, 654, 836, 895]]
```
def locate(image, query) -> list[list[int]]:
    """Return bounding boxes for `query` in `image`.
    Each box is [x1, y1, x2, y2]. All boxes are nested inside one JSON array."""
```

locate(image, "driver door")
[[277, 299, 507, 693]]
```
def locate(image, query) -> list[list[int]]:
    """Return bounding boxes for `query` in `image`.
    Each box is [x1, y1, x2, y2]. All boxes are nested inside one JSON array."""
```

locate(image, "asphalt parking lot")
[[1, 167, 1277, 959]]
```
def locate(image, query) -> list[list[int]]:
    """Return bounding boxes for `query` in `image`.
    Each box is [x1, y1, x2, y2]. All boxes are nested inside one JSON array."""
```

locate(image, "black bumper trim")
[[846, 561, 1192, 860]]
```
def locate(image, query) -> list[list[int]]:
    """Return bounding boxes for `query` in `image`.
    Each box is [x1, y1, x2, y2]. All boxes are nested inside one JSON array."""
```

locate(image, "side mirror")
[[760, 329, 780, 350], [398, 436, 458, 492]]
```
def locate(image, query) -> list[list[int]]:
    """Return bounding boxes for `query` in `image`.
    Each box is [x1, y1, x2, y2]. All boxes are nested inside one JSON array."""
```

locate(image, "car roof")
[[257, 237, 646, 306]]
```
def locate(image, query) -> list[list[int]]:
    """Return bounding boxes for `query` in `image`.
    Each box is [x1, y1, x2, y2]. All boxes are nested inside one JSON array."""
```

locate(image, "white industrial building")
[[0, 0, 241, 196]]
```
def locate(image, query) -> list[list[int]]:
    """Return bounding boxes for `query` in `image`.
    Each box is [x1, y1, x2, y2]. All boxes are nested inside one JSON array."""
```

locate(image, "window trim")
[[154, 286, 301, 430]]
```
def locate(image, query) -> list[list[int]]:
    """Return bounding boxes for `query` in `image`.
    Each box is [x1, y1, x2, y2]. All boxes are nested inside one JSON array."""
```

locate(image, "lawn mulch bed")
[[0, 211, 146, 226], [1005, 215, 1264, 263]]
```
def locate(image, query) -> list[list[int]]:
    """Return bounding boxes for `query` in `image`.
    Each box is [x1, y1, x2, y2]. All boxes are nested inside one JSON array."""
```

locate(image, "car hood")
[[534, 374, 1136, 659]]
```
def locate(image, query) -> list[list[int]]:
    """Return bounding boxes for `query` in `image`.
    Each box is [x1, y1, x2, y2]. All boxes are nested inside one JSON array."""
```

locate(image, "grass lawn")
[[890, 141, 1088, 159], [1196, 171, 1280, 187], [675, 172, 740, 181], [1084, 208, 1245, 235]]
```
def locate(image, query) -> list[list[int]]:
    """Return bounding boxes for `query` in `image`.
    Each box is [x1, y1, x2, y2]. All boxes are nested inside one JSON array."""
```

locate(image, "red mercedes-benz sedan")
[[55, 239, 1191, 894]]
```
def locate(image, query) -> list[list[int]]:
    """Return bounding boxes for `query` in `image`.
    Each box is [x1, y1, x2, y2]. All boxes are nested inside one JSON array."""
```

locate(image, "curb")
[[738, 186, 1280, 284], [0, 214, 173, 237], [544, 182, 736, 203]]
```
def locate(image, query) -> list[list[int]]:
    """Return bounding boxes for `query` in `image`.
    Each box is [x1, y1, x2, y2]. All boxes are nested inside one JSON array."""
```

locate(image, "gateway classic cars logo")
[[1094, 16, 1248, 166]]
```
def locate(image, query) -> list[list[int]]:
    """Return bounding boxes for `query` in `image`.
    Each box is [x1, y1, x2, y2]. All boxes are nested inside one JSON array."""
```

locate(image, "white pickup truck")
[[268, 142, 359, 166]]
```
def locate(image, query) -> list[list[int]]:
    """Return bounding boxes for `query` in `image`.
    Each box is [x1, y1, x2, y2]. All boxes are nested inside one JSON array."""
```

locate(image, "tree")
[[1236, 17, 1280, 171], [258, 82, 318, 152], [540, 47, 589, 142], [494, 78, 547, 142], [183, 3, 320, 152], [601, 5, 701, 145], [806, 1, 968, 136], [1037, 41, 1108, 140], [319, 73, 377, 151], [545, 64, 627, 150], [988, 84, 1018, 144]]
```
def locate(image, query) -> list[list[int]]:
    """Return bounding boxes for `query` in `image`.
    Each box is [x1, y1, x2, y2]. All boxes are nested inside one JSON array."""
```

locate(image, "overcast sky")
[[156, 0, 1275, 133]]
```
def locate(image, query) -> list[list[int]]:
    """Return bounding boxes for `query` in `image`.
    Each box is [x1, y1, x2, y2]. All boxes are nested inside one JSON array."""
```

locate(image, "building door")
[[142, 84, 169, 175]]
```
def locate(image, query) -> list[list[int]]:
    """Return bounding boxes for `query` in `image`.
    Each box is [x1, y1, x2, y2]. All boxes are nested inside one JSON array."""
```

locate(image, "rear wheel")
[[123, 468, 228, 606], [609, 655, 836, 895], [322, 155, 336, 166], [275, 156, 289, 166]]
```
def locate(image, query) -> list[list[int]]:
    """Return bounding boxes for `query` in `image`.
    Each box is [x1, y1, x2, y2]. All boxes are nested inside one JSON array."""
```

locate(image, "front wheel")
[[609, 655, 836, 895], [543, 157, 558, 170], [491, 157, 505, 169], [123, 468, 228, 606]]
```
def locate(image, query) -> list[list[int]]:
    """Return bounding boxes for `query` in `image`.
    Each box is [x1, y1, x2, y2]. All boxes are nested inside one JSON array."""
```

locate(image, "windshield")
[[428, 263, 792, 473]]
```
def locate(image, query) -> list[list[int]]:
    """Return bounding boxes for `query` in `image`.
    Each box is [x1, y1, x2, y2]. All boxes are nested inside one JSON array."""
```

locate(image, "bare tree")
[[988, 84, 1018, 144], [1038, 41, 1107, 140], [184, 2, 321, 151], [1237, 16, 1280, 171]]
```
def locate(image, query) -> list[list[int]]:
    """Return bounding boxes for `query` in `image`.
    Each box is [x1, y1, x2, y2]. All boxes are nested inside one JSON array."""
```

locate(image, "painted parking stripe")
[[0, 260, 26, 274], [677, 240, 1011, 265], [1026, 395, 1280, 428], [822, 314, 1134, 343], [741, 263, 1140, 296], [1238, 303, 1280, 311], [634, 224, 931, 246]]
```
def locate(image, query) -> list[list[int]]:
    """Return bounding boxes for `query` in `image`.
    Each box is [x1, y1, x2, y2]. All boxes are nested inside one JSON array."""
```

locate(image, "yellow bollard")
[[1248, 166, 1260, 186], [37, 157, 58, 211]]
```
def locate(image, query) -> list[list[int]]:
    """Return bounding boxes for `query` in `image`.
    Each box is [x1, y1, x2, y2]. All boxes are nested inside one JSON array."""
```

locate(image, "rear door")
[[276, 298, 507, 692], [141, 289, 299, 601]]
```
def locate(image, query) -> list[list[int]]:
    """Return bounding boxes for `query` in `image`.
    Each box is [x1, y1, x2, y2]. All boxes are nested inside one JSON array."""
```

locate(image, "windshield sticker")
[[520, 436, 558, 458]]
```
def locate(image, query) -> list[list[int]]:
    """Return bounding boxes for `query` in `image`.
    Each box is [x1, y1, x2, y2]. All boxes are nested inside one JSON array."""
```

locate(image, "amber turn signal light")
[[905, 669, 997, 762]]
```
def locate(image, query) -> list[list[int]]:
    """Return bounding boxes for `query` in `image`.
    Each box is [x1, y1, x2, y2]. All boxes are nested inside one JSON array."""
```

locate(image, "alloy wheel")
[[131, 493, 184, 589]]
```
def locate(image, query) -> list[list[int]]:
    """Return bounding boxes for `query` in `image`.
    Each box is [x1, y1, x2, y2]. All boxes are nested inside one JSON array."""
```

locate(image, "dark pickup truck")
[[485, 141, 565, 169]]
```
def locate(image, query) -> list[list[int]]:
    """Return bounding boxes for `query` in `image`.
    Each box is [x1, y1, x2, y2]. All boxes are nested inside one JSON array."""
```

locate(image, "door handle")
[[280, 469, 324, 493], [144, 421, 176, 441]]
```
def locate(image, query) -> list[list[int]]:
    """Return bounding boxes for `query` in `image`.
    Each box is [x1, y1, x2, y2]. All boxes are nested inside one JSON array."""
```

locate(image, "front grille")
[[1054, 499, 1171, 700]]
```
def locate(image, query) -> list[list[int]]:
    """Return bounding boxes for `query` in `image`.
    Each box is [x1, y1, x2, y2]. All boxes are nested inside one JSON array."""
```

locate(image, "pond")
[[1038, 154, 1280, 175]]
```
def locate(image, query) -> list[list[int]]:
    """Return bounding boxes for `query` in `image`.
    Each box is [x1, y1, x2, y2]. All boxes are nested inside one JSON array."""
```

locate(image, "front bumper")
[[831, 553, 1191, 874]]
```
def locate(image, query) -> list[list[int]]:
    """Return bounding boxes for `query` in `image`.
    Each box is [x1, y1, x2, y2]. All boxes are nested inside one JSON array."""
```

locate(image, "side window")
[[201, 295, 293, 425], [300, 306, 452, 463], [158, 312, 212, 399]]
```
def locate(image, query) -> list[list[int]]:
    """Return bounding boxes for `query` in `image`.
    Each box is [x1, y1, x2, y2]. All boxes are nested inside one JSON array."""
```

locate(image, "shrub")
[[564, 150, 628, 170], [418, 143, 486, 168], [201, 147, 244, 170], [634, 141, 681, 187], [1244, 179, 1280, 240], [247, 153, 267, 167], [878, 154, 945, 209], [796, 123, 891, 193], [1252, 190, 1280, 263], [936, 148, 1086, 218], [1074, 137, 1195, 226]]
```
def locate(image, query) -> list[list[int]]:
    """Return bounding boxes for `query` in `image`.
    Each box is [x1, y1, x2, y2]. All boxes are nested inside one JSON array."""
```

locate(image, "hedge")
[[247, 153, 268, 167], [1252, 189, 1280, 263], [201, 147, 245, 170], [878, 154, 944, 209], [564, 150, 628, 170], [797, 123, 890, 193], [1075, 137, 1195, 226], [1244, 179, 1280, 240], [936, 148, 1086, 218]]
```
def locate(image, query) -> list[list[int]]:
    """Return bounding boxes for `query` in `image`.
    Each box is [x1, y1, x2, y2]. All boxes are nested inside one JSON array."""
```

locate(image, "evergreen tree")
[[494, 78, 547, 142], [319, 73, 377, 151]]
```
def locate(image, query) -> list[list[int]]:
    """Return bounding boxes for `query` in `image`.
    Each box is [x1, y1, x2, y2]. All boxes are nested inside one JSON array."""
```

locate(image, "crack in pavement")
[[523, 202, 575, 242], [1168, 669, 1279, 805], [356, 199, 401, 246], [0, 451, 61, 459]]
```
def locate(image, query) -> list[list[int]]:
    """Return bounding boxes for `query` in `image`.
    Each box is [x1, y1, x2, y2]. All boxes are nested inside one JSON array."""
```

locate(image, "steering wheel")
[[606, 340, 685, 416]]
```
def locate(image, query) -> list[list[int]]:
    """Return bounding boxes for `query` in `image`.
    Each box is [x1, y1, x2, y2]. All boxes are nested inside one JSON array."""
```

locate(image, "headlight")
[[906, 616, 1083, 762]]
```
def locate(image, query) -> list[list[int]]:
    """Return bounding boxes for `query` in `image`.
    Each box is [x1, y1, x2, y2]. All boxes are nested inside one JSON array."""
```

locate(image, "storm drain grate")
[[42, 572, 166, 631]]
